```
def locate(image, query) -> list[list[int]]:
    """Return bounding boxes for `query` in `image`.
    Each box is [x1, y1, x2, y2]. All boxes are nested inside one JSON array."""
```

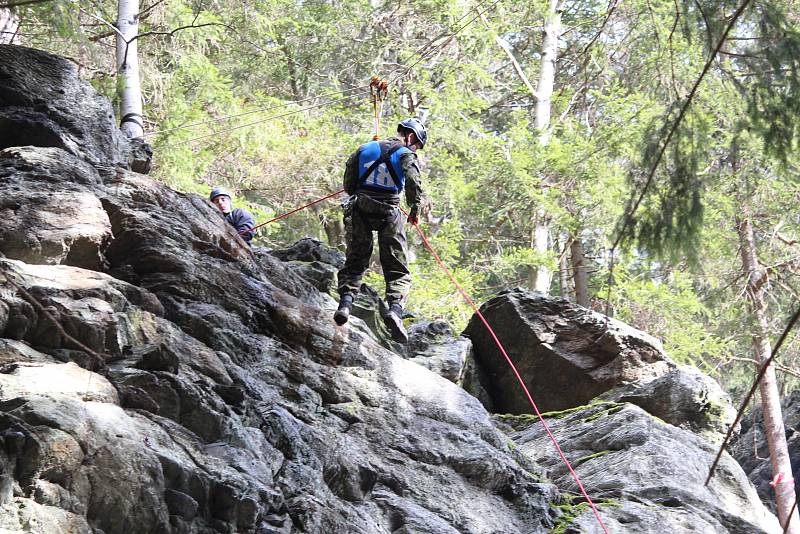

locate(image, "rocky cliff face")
[[0, 44, 782, 534]]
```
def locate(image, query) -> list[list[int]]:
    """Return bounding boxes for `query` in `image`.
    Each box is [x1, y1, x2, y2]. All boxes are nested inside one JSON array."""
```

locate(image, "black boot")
[[382, 302, 409, 343], [334, 294, 354, 325]]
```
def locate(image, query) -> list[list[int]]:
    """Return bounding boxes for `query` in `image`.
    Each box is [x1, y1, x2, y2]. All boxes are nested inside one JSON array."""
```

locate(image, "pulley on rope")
[[369, 76, 389, 140]]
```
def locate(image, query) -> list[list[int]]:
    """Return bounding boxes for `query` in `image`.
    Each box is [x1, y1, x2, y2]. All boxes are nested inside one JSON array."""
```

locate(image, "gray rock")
[[263, 238, 344, 296], [0, 45, 133, 168], [0, 147, 112, 270], [0, 473, 12, 506], [165, 489, 199, 520], [136, 343, 180, 374], [268, 237, 345, 267], [459, 353, 495, 412], [463, 288, 673, 413], [123, 137, 153, 174], [601, 365, 736, 443], [503, 402, 780, 533], [406, 320, 471, 383], [349, 284, 408, 353]]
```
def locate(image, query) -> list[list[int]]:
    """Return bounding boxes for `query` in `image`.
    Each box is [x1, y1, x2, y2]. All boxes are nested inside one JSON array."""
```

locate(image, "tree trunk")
[[0, 8, 19, 44], [571, 236, 589, 307], [736, 206, 800, 534], [558, 235, 572, 299], [116, 0, 144, 139], [534, 0, 562, 143], [530, 0, 562, 293], [276, 35, 302, 101], [529, 211, 551, 292], [322, 215, 344, 250]]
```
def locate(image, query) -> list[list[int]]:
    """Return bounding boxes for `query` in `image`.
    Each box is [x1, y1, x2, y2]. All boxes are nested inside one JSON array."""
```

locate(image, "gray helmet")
[[398, 118, 428, 148], [209, 186, 232, 202]]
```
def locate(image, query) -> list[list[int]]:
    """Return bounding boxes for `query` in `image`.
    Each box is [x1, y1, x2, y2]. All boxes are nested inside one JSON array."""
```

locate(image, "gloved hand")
[[407, 205, 420, 225]]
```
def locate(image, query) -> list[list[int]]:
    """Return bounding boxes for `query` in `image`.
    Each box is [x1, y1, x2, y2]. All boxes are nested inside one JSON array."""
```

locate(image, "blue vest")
[[357, 141, 411, 194]]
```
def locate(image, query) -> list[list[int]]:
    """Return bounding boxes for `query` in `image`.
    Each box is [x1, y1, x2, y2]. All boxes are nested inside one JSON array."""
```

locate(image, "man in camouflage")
[[334, 118, 429, 343]]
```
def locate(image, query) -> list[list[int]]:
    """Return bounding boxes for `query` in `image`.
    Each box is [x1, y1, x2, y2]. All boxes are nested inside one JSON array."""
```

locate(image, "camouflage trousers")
[[337, 194, 411, 305]]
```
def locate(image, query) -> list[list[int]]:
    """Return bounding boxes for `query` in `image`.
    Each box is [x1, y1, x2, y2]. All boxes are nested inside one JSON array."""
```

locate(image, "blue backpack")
[[357, 141, 411, 194]]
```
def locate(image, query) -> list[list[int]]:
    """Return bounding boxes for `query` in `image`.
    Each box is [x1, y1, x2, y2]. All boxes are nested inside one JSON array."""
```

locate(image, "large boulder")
[[501, 402, 781, 533], [0, 147, 112, 270], [463, 288, 674, 414], [601, 365, 737, 444]]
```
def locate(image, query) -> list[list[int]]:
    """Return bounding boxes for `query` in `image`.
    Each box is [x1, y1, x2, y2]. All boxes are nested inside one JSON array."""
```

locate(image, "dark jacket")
[[226, 208, 255, 242], [343, 137, 426, 217]]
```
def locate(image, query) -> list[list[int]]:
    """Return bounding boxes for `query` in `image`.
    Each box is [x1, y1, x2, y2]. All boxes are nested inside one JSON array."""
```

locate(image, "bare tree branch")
[[582, 0, 621, 55], [726, 356, 800, 379], [128, 21, 224, 44], [79, 7, 125, 40], [0, 0, 52, 9], [479, 11, 537, 99], [87, 0, 166, 42], [0, 267, 106, 370]]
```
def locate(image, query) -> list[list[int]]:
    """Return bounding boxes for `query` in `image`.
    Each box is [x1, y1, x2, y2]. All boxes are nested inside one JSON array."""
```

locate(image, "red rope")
[[405, 216, 610, 534], [240, 189, 345, 234]]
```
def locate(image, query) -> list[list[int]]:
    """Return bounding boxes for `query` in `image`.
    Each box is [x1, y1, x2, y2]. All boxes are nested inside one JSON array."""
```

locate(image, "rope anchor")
[[369, 76, 389, 140]]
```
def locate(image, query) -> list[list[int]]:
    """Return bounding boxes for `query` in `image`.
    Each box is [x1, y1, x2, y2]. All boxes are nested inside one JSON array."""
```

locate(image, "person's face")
[[212, 195, 231, 214], [404, 132, 420, 152]]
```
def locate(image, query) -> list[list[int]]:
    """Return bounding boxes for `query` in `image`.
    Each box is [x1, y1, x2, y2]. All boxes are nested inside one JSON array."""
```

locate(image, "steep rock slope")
[[0, 45, 558, 534], [0, 44, 781, 534]]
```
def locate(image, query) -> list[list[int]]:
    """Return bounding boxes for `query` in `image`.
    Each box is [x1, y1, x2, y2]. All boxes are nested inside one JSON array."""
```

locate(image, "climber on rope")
[[334, 118, 429, 343], [209, 186, 256, 244]]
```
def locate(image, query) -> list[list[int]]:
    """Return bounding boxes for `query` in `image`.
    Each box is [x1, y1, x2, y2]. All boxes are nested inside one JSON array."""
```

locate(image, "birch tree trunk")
[[571, 236, 589, 307], [736, 205, 799, 534], [530, 0, 562, 293], [534, 0, 561, 144], [0, 8, 19, 44], [116, 0, 144, 139]]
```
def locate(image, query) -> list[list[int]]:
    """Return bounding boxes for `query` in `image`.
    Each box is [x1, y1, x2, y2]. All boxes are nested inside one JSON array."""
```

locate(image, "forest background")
[[3, 0, 800, 401]]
